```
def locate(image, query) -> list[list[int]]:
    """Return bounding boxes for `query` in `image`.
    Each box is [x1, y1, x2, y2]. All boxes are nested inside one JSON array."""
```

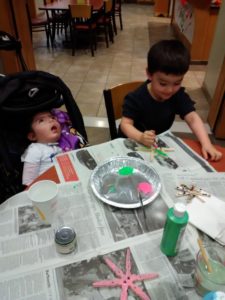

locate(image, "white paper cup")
[[28, 180, 58, 224]]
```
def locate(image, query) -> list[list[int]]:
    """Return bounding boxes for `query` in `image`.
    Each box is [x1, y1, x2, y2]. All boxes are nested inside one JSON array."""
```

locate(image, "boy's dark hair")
[[147, 39, 190, 75]]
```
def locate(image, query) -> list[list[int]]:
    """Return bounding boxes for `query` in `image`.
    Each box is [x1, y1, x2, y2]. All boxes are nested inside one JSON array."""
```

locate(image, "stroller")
[[0, 70, 88, 203]]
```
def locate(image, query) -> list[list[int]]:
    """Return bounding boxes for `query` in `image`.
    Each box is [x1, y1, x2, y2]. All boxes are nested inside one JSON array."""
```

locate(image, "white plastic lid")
[[173, 203, 186, 218]]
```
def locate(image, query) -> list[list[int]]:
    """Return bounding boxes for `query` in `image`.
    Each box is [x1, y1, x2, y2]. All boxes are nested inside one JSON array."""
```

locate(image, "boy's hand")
[[201, 144, 222, 161], [140, 130, 156, 148]]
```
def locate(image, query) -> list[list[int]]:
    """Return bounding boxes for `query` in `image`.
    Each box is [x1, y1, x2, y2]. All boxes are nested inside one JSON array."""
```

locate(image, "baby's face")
[[147, 71, 184, 101], [29, 112, 61, 143]]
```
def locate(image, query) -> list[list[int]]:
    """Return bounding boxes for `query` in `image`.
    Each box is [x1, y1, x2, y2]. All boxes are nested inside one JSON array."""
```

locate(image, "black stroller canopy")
[[0, 70, 87, 140]]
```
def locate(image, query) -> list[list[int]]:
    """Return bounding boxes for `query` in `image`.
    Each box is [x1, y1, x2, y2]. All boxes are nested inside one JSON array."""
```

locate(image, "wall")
[[174, 0, 194, 43], [204, 1, 225, 101], [0, 0, 36, 73], [0, 58, 3, 74]]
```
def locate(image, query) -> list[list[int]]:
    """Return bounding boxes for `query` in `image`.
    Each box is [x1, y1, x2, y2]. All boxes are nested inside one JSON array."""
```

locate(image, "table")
[[31, 137, 225, 187], [39, 0, 104, 49], [1, 132, 225, 299], [39, 0, 104, 12]]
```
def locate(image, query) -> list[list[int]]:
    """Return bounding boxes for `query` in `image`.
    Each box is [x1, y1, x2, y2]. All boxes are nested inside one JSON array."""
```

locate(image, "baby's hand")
[[201, 144, 222, 161], [140, 130, 156, 148]]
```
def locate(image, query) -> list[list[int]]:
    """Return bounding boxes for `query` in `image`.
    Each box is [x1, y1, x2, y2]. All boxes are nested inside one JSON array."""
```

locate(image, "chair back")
[[115, 0, 122, 10], [69, 4, 92, 19], [104, 0, 113, 13], [103, 81, 143, 139], [44, 0, 54, 4]]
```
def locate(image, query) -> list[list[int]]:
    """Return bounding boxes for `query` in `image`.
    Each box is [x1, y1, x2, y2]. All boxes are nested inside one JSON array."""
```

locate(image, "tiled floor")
[[33, 3, 225, 147]]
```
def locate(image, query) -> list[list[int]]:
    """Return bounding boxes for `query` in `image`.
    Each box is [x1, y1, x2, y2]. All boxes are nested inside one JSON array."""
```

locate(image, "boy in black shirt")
[[120, 39, 222, 161]]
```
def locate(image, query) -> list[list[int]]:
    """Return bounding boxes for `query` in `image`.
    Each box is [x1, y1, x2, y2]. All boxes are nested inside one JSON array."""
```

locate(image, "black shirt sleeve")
[[121, 83, 196, 135]]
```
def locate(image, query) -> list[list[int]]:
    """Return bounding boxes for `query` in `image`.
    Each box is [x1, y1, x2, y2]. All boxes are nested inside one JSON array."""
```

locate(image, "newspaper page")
[[0, 228, 200, 300], [54, 131, 215, 183], [0, 179, 203, 300], [49, 228, 200, 300], [0, 132, 222, 299], [160, 171, 225, 207]]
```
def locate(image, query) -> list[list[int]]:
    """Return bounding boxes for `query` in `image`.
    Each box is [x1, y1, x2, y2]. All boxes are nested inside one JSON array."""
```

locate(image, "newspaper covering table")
[[0, 131, 224, 300]]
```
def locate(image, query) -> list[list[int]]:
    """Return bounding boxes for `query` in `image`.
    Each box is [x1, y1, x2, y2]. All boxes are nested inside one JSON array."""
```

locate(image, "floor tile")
[[33, 3, 214, 145]]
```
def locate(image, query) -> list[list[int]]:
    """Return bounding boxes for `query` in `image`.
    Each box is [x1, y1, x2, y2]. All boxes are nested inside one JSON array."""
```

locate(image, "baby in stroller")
[[0, 71, 88, 201], [21, 109, 86, 185]]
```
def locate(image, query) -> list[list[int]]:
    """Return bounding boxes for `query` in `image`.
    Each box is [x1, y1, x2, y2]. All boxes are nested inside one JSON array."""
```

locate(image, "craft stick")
[[161, 147, 175, 152], [197, 238, 212, 272], [136, 147, 152, 152], [195, 195, 206, 203], [191, 191, 206, 202], [150, 151, 154, 161]]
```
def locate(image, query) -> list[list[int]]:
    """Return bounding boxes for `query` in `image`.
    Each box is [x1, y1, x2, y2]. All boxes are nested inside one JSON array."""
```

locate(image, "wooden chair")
[[115, 0, 123, 30], [69, 4, 97, 56], [112, 0, 123, 35], [103, 81, 143, 139], [97, 0, 114, 48], [44, 0, 69, 44], [26, 2, 52, 48]]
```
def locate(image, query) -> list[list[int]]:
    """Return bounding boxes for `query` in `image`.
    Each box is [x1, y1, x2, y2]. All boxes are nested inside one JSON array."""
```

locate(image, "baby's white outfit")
[[21, 143, 62, 185]]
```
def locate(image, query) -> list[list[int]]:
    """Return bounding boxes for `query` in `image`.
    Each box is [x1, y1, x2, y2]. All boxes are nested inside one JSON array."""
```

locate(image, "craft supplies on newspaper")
[[176, 184, 211, 203]]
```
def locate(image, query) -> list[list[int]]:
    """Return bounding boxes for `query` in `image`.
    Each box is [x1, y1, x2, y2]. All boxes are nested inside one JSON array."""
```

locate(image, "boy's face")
[[147, 70, 184, 101], [28, 112, 61, 143]]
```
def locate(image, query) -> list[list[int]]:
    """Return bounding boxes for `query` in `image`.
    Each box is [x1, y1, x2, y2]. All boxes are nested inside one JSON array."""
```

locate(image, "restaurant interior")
[[1, 2, 225, 299], [0, 0, 225, 147]]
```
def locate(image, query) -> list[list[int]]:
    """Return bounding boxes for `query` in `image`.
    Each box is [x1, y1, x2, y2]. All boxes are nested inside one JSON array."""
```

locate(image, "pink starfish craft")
[[92, 248, 159, 300]]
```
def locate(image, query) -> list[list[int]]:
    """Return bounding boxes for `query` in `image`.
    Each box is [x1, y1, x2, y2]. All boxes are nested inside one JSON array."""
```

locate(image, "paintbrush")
[[138, 191, 149, 232], [197, 238, 212, 272]]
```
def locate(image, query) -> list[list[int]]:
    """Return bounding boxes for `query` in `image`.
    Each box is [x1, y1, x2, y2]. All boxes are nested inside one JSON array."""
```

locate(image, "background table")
[[39, 0, 104, 12]]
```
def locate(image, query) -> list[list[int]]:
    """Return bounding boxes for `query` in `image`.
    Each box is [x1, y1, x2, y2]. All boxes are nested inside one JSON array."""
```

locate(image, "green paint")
[[118, 166, 134, 176], [155, 148, 168, 157], [108, 185, 116, 193]]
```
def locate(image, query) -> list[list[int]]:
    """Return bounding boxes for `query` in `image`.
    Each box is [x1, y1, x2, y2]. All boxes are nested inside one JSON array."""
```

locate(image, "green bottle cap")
[[118, 166, 134, 176], [174, 203, 186, 218]]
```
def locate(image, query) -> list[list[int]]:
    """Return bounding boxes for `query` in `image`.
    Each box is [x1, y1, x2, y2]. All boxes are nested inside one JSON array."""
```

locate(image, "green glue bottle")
[[160, 202, 189, 256]]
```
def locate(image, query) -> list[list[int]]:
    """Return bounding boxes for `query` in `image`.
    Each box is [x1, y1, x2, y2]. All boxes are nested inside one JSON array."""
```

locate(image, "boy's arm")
[[120, 117, 156, 147], [184, 111, 222, 161]]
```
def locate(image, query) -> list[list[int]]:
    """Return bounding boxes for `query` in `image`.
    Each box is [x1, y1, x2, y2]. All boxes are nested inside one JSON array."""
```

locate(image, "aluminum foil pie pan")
[[90, 156, 161, 208]]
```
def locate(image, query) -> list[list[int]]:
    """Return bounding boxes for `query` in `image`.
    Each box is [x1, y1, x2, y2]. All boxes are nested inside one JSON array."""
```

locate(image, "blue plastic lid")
[[203, 291, 225, 300]]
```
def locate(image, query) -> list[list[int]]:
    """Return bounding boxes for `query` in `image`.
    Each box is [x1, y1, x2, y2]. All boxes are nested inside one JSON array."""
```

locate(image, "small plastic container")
[[55, 226, 77, 254], [194, 245, 225, 297]]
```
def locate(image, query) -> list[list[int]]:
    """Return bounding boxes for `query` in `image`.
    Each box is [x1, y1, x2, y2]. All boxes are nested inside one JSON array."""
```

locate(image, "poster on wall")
[[174, 0, 194, 43], [210, 0, 221, 8]]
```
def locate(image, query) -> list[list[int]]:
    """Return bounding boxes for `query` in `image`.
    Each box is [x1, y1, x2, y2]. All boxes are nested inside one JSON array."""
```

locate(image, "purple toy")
[[51, 109, 82, 152]]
